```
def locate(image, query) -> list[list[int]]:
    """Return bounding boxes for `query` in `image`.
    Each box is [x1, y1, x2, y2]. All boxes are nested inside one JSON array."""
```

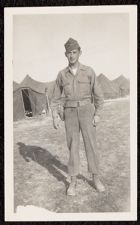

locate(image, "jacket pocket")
[[77, 79, 91, 95], [62, 82, 70, 87], [62, 82, 71, 95]]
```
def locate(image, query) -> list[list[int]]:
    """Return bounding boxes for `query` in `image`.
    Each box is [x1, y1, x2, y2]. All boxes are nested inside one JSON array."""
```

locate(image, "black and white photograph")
[[5, 5, 137, 221]]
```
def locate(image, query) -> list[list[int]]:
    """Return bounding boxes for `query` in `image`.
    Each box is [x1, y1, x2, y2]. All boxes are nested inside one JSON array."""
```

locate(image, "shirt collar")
[[65, 63, 86, 73]]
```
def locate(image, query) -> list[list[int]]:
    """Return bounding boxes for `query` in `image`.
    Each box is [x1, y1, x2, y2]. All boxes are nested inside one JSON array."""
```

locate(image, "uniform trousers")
[[64, 103, 99, 176]]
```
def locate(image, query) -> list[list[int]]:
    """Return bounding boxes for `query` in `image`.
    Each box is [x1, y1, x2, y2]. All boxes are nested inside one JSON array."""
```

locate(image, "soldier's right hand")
[[53, 118, 60, 129], [52, 110, 60, 129]]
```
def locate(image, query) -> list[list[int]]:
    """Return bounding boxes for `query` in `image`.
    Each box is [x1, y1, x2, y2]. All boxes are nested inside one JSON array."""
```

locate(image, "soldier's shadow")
[[17, 142, 93, 189], [18, 142, 69, 188]]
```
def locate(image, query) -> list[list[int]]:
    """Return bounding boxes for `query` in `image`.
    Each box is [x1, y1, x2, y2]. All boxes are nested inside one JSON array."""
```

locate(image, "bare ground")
[[14, 99, 130, 213]]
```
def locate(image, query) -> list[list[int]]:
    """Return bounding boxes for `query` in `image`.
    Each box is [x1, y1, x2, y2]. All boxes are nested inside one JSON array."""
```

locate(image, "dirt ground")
[[14, 98, 130, 213]]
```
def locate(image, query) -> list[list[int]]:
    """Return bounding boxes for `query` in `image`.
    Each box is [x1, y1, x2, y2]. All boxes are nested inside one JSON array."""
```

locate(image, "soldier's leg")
[[78, 104, 105, 192], [78, 104, 98, 174], [64, 107, 80, 195]]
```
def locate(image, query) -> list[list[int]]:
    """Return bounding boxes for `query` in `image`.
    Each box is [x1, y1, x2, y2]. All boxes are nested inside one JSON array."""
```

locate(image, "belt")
[[64, 98, 92, 108]]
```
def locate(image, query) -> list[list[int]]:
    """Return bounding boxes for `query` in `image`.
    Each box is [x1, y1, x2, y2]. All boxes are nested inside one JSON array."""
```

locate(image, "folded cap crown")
[[64, 38, 80, 52]]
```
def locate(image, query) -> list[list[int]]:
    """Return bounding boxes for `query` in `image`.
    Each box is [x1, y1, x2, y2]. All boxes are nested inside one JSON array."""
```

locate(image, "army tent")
[[112, 75, 130, 97], [13, 81, 26, 121], [97, 74, 119, 99], [13, 81, 19, 91], [20, 75, 56, 101], [13, 75, 50, 121]]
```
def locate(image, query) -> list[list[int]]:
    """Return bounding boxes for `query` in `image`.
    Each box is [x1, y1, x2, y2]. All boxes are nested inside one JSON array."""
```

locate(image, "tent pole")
[[45, 88, 50, 115], [21, 89, 26, 119]]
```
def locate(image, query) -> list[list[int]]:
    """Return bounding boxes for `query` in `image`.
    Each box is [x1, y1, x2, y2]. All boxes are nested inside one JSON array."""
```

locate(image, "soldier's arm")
[[91, 69, 104, 117], [51, 72, 63, 128]]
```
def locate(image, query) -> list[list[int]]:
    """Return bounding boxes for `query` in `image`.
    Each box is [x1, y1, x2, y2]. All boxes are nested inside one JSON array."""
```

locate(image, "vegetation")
[[14, 98, 130, 213]]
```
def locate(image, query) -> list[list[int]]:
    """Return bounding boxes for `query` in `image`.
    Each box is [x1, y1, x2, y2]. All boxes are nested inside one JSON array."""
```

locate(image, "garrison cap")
[[64, 38, 80, 52]]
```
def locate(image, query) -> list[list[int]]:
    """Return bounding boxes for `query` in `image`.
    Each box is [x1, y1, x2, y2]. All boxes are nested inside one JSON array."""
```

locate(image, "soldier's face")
[[65, 49, 81, 65]]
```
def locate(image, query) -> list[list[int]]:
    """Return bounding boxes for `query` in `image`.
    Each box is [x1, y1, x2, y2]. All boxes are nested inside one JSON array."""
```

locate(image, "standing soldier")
[[51, 38, 105, 196]]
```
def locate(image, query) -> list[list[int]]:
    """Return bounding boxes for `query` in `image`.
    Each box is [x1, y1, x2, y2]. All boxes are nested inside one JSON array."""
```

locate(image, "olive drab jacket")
[[51, 63, 104, 119]]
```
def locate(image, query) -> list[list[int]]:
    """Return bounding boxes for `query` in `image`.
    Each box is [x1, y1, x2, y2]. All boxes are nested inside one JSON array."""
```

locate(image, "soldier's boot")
[[67, 176, 77, 196], [92, 174, 105, 193]]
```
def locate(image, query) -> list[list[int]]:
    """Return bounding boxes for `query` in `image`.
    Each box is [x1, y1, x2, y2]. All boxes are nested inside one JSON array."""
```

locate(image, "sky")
[[13, 13, 129, 83]]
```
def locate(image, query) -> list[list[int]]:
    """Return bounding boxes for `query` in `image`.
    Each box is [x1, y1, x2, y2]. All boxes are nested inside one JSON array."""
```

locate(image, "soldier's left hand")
[[53, 118, 60, 129], [93, 115, 100, 126]]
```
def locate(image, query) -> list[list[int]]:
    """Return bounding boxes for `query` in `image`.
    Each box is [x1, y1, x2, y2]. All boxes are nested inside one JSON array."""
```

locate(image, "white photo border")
[[4, 5, 137, 221]]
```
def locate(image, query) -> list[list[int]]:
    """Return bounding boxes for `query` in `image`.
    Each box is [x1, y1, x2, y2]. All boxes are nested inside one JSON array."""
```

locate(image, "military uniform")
[[51, 62, 104, 176]]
